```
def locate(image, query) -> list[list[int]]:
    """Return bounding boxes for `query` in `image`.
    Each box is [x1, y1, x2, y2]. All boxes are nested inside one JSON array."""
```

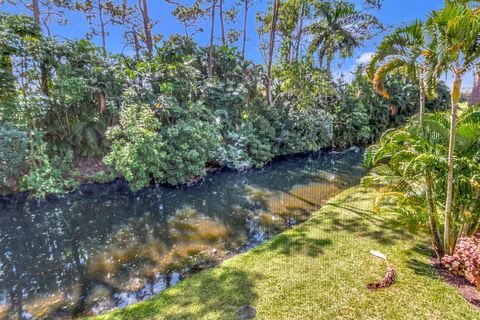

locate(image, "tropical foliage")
[[365, 107, 480, 258]]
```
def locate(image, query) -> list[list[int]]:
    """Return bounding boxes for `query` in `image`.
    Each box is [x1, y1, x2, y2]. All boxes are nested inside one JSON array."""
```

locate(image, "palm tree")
[[367, 20, 433, 123], [365, 107, 480, 258], [426, 0, 480, 254], [308, 0, 381, 73]]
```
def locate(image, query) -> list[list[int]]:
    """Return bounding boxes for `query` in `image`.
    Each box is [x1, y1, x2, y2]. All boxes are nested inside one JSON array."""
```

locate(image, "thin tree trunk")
[[31, 0, 50, 96], [97, 88, 106, 114], [286, 38, 291, 63], [219, 0, 226, 46], [32, 0, 40, 23], [140, 0, 153, 55], [266, 0, 280, 105], [469, 65, 480, 107], [326, 55, 332, 74], [242, 0, 249, 59], [445, 74, 462, 255], [98, 0, 107, 49], [133, 31, 141, 60], [425, 169, 444, 258], [419, 74, 425, 123], [208, 0, 217, 78], [294, 2, 305, 62]]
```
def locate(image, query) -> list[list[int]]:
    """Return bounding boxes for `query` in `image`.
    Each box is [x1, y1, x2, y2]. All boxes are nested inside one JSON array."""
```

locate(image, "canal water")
[[0, 147, 365, 319]]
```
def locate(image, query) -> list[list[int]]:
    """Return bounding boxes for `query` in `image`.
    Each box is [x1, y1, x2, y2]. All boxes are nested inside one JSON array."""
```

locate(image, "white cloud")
[[356, 52, 375, 65]]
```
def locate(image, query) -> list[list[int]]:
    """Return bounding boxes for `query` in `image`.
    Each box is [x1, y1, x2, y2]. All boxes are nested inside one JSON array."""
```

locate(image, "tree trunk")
[[419, 74, 425, 123], [219, 0, 226, 46], [32, 0, 41, 24], [31, 0, 50, 96], [285, 38, 291, 64], [444, 74, 462, 255], [469, 65, 480, 107], [98, 0, 107, 49], [98, 88, 106, 114], [208, 0, 217, 78], [266, 0, 280, 105], [425, 169, 444, 258], [133, 31, 141, 60], [326, 55, 333, 74], [140, 0, 153, 55], [242, 0, 249, 59], [294, 2, 305, 62]]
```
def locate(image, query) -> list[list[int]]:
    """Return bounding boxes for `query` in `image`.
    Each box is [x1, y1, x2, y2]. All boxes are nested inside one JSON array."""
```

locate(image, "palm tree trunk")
[[444, 74, 462, 255], [469, 65, 480, 107], [266, 0, 280, 105], [419, 75, 425, 123], [425, 169, 443, 258]]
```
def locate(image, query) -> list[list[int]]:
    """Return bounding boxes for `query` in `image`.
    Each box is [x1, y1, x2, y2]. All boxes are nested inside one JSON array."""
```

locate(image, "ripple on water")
[[0, 148, 366, 319]]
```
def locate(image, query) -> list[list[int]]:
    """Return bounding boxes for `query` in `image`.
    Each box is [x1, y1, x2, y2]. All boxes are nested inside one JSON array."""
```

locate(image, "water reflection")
[[0, 148, 365, 319]]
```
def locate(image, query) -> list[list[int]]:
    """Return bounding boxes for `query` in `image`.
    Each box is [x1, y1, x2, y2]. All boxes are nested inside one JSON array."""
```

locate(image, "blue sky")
[[1, 0, 473, 88]]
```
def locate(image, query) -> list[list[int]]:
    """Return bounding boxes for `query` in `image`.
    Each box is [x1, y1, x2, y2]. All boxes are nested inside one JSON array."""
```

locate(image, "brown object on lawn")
[[367, 264, 396, 289], [366, 250, 396, 289]]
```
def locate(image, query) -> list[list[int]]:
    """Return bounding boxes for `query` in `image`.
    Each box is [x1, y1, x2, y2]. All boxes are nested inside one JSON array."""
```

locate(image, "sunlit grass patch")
[[93, 186, 479, 320]]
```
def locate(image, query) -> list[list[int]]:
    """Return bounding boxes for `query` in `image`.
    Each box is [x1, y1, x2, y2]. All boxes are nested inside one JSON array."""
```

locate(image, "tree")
[[239, 0, 254, 59], [4, 0, 72, 34], [265, 0, 280, 105], [207, 0, 218, 77], [74, 0, 127, 50], [426, 0, 480, 254], [138, 0, 153, 55], [367, 20, 433, 123], [365, 108, 480, 258], [164, 0, 205, 37], [307, 0, 382, 73], [219, 0, 225, 46]]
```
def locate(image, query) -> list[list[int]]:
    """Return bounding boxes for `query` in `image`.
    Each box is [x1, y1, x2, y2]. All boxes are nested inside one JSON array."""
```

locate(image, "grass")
[[93, 186, 479, 320]]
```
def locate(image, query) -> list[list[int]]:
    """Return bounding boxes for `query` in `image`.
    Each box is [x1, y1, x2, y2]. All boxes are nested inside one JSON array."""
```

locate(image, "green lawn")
[[93, 186, 479, 320]]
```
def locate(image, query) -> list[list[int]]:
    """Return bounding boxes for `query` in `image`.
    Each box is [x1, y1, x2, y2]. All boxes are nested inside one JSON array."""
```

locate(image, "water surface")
[[0, 148, 365, 319]]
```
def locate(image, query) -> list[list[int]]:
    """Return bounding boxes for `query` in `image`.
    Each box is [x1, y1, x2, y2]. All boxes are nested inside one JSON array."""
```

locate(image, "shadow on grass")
[[104, 267, 258, 320], [323, 197, 414, 245], [255, 229, 333, 257], [406, 258, 440, 280]]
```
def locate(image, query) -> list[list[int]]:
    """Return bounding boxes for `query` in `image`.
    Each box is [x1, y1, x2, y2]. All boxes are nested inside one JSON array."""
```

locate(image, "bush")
[[442, 235, 480, 288], [105, 96, 220, 190], [21, 136, 79, 197], [272, 101, 334, 155], [0, 123, 29, 194], [216, 119, 275, 170]]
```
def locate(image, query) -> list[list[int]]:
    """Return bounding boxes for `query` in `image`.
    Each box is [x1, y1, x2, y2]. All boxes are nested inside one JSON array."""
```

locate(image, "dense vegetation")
[[365, 0, 480, 291], [0, 1, 450, 196], [1, 0, 480, 317]]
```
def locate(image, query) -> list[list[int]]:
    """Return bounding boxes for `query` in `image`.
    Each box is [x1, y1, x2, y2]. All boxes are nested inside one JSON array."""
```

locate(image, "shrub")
[[104, 101, 166, 191], [442, 235, 480, 288], [273, 101, 334, 155], [216, 119, 274, 170], [105, 97, 220, 190], [0, 123, 29, 194], [21, 137, 79, 197]]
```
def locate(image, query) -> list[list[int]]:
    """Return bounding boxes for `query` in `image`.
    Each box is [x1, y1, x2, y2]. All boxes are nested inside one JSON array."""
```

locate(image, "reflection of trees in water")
[[0, 149, 365, 319], [0, 192, 245, 318]]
